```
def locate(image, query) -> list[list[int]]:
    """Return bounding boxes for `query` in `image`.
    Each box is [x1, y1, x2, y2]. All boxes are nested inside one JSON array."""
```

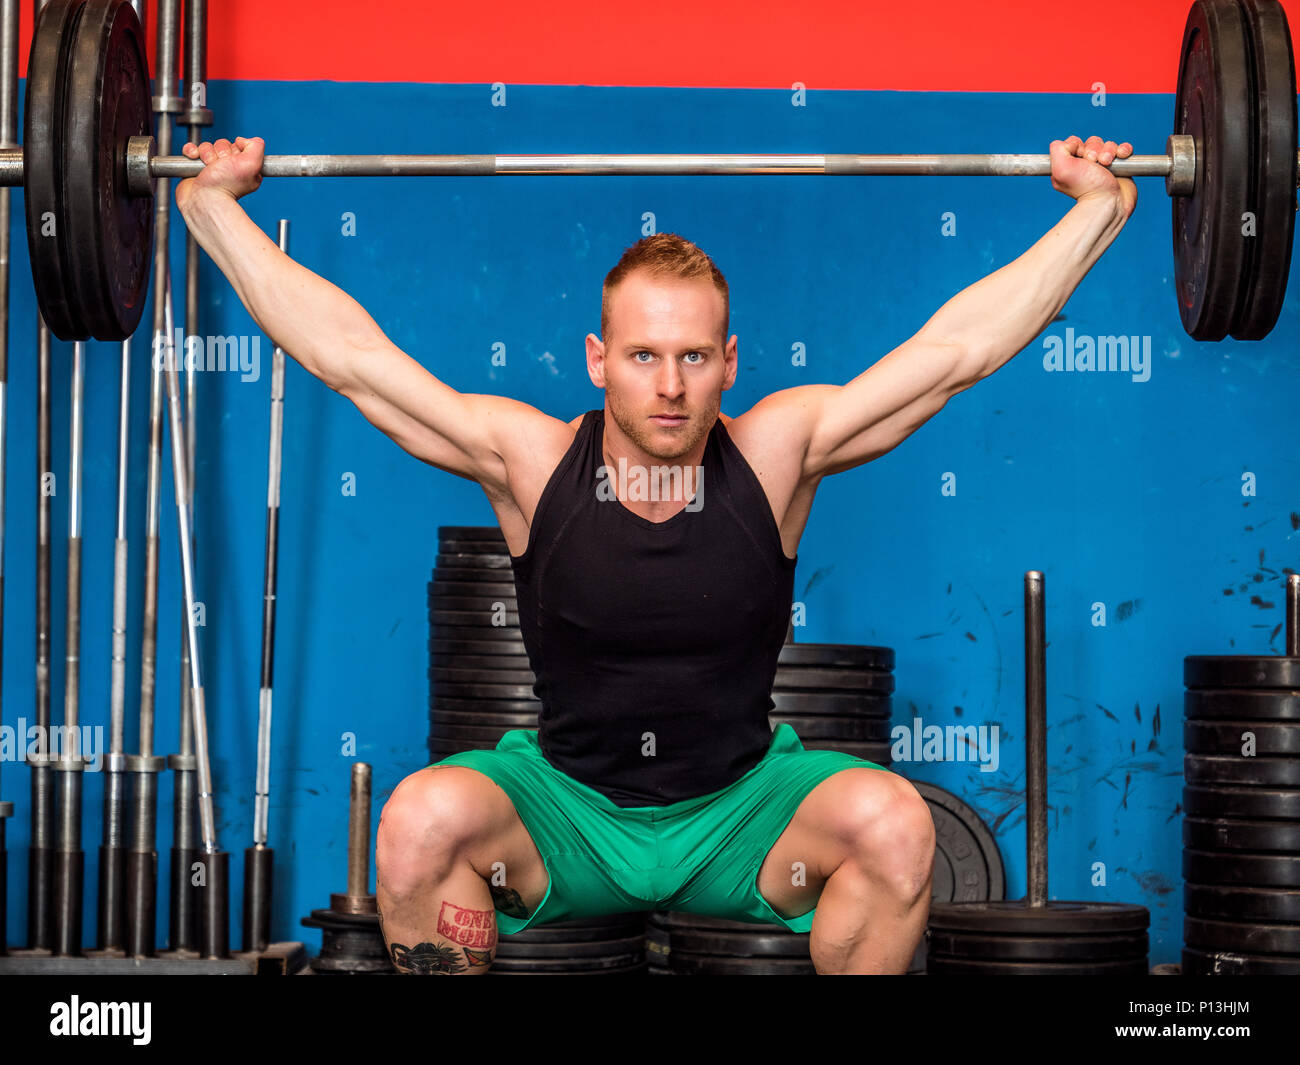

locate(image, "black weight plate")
[[927, 900, 1149, 935], [1185, 914, 1300, 954], [431, 580, 520, 599], [767, 713, 891, 741], [778, 644, 895, 670], [1182, 946, 1300, 975], [1183, 848, 1300, 886], [430, 667, 536, 686], [487, 951, 645, 973], [1185, 753, 1300, 787], [429, 609, 521, 628], [489, 961, 648, 976], [495, 934, 647, 960], [1184, 719, 1300, 754], [1172, 0, 1252, 340], [432, 596, 519, 613], [428, 569, 518, 587], [430, 710, 539, 729], [435, 552, 513, 570], [430, 611, 521, 629], [795, 738, 892, 763], [1183, 784, 1300, 819], [649, 911, 786, 933], [430, 637, 530, 657], [666, 953, 816, 975], [430, 653, 532, 672], [438, 525, 504, 540], [502, 915, 648, 943], [912, 781, 1006, 904], [429, 626, 523, 644], [1184, 816, 1300, 852], [1184, 688, 1300, 721], [664, 930, 812, 958], [433, 682, 536, 701], [928, 956, 1148, 976], [431, 628, 525, 648], [770, 690, 892, 717], [773, 667, 894, 694], [64, 0, 152, 340], [926, 931, 1147, 962], [434, 541, 512, 555], [1185, 656, 1300, 690], [1231, 0, 1297, 339], [431, 696, 539, 714], [24, 0, 87, 339], [1184, 881, 1300, 922]]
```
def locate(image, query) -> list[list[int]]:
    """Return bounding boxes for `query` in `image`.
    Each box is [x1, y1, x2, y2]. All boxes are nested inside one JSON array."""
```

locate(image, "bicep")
[[806, 335, 975, 477]]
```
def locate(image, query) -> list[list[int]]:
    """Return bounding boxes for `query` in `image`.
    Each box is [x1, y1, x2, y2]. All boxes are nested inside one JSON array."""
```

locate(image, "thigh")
[[756, 766, 901, 919], [424, 764, 552, 919]]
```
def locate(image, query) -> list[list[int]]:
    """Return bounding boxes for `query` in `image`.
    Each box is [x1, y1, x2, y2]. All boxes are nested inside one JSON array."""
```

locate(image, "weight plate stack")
[[490, 913, 649, 975], [646, 910, 820, 975], [926, 901, 1150, 975], [773, 641, 895, 766], [299, 909, 395, 974], [429, 526, 538, 760], [1182, 654, 1300, 974]]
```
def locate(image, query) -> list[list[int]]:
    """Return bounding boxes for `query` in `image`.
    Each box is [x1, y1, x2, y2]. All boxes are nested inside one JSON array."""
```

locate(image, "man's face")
[[586, 271, 738, 461]]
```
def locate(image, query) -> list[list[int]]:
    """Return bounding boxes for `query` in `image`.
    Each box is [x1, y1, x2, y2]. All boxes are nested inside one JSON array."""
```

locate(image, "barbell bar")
[[6, 140, 1209, 186], [15, 0, 1300, 345]]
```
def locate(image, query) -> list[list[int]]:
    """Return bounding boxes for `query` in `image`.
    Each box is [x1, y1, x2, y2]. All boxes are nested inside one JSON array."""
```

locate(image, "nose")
[[655, 359, 686, 401]]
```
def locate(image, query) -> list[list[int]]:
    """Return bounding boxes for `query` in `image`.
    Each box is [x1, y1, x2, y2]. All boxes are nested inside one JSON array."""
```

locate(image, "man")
[[176, 132, 1136, 974]]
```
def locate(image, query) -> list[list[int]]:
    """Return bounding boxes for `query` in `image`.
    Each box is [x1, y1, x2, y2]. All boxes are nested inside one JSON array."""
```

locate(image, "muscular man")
[[176, 132, 1136, 974]]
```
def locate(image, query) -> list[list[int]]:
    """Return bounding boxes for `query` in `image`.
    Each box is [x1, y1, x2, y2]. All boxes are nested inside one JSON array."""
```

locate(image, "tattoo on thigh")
[[490, 883, 529, 919], [463, 946, 493, 968], [390, 941, 467, 975], [436, 900, 497, 948]]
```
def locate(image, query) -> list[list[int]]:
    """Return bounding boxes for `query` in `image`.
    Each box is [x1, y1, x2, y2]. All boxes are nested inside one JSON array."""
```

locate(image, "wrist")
[[1074, 188, 1128, 222]]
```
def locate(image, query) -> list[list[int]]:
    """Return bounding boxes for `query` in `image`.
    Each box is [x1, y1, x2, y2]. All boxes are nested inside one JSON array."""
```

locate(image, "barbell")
[[8, 0, 1298, 344]]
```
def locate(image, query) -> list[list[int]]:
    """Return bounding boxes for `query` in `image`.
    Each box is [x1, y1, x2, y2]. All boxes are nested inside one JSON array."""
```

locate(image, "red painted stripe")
[[15, 0, 1299, 91]]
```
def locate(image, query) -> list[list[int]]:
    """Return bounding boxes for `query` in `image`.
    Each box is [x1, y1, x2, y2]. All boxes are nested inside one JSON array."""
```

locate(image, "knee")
[[839, 773, 936, 904], [376, 767, 493, 893]]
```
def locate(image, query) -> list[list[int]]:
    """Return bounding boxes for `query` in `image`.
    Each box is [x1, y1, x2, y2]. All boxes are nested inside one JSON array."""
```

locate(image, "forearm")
[[921, 193, 1130, 382], [177, 188, 383, 388]]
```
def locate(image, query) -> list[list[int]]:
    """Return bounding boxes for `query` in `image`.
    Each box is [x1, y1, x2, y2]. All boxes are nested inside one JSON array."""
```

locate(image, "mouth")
[[650, 414, 688, 427]]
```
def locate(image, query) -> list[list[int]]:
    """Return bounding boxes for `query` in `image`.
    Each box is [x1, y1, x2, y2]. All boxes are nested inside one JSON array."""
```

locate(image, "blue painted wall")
[[2, 80, 1296, 965]]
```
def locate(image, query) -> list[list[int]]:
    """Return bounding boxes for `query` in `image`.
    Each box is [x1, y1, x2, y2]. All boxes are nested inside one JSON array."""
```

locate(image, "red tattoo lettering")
[[437, 901, 496, 948]]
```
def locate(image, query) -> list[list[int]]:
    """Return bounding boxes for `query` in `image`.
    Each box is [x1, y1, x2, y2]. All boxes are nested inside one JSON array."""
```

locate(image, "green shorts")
[[429, 723, 886, 935]]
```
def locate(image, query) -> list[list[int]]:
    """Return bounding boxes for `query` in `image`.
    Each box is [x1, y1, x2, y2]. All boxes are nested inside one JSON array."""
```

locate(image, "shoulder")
[[725, 386, 833, 450]]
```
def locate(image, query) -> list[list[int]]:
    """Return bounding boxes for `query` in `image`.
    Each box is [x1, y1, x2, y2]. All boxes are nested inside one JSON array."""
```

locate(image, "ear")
[[586, 333, 607, 388], [722, 333, 739, 391]]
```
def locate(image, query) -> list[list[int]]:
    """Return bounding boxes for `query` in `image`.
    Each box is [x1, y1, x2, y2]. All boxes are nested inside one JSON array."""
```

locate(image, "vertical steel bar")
[[1024, 571, 1048, 907], [1287, 573, 1299, 658]]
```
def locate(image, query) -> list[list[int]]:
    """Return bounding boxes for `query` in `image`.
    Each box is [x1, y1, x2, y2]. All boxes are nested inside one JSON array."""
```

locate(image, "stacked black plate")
[[428, 525, 536, 760], [773, 642, 894, 766], [1182, 655, 1300, 975], [489, 914, 649, 976]]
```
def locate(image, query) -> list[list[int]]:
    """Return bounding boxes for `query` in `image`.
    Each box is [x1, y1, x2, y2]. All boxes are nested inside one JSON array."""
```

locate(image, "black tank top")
[[510, 408, 798, 806]]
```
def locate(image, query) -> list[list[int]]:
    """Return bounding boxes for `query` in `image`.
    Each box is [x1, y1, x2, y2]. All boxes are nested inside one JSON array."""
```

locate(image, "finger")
[[1118, 141, 1134, 157], [1083, 134, 1104, 161], [1099, 140, 1119, 164], [196, 141, 218, 164], [1063, 134, 1083, 153], [213, 138, 233, 157], [181, 142, 198, 158]]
